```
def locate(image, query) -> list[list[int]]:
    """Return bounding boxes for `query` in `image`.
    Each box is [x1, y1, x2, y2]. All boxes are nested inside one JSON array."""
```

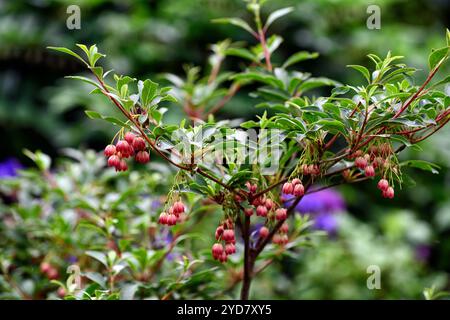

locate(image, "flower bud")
[[212, 243, 224, 259], [282, 182, 293, 195], [246, 181, 257, 193], [256, 205, 268, 217], [222, 229, 235, 242], [280, 234, 289, 245], [383, 187, 395, 199], [47, 267, 59, 280], [57, 287, 66, 298], [275, 208, 287, 221], [377, 179, 389, 191], [225, 243, 236, 255], [215, 225, 224, 240], [272, 234, 282, 244], [107, 155, 120, 168], [135, 151, 150, 164], [293, 184, 305, 197], [116, 140, 132, 158], [280, 222, 289, 234], [265, 199, 274, 211], [310, 164, 320, 176], [259, 226, 269, 238], [116, 159, 128, 172], [104, 144, 116, 157], [173, 201, 185, 214], [219, 252, 228, 263], [158, 212, 168, 225], [301, 164, 310, 174], [124, 132, 136, 144], [355, 156, 368, 169], [132, 137, 146, 151], [244, 208, 254, 217], [364, 165, 375, 177], [40, 262, 51, 274]]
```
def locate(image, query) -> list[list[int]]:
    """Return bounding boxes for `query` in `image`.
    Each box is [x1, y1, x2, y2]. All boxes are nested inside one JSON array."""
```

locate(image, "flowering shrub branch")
[[49, 0, 450, 299]]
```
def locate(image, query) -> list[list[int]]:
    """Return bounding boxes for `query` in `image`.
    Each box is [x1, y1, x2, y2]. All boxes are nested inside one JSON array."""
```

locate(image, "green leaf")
[[84, 272, 107, 288], [89, 66, 103, 79], [116, 76, 135, 91], [84, 110, 130, 129], [429, 46, 449, 70], [65, 76, 101, 89], [282, 51, 319, 69], [224, 48, 258, 62], [76, 221, 107, 237], [401, 160, 440, 174], [89, 88, 103, 95], [297, 77, 340, 93], [240, 120, 259, 129], [139, 79, 159, 108], [85, 110, 102, 119], [274, 114, 306, 132], [159, 94, 177, 103], [88, 46, 105, 67], [430, 75, 450, 89], [232, 72, 284, 89], [103, 116, 130, 128], [227, 170, 253, 186], [76, 44, 90, 57], [23, 149, 51, 171], [331, 86, 351, 96], [256, 87, 289, 101], [347, 65, 371, 83], [212, 18, 255, 36], [264, 7, 294, 30], [47, 46, 86, 65], [316, 119, 347, 135], [390, 134, 413, 147], [85, 251, 108, 268], [266, 35, 284, 54]]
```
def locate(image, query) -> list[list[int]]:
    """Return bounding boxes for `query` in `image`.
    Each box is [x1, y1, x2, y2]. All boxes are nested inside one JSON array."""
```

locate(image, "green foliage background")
[[1, 0, 450, 299]]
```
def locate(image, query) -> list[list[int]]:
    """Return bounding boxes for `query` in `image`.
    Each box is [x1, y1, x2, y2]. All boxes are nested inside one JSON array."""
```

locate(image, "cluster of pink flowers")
[[351, 144, 396, 198], [158, 201, 186, 226], [273, 222, 289, 245], [212, 219, 236, 263], [377, 178, 395, 199], [104, 132, 150, 172], [300, 164, 320, 176], [40, 262, 59, 280], [282, 178, 305, 197]]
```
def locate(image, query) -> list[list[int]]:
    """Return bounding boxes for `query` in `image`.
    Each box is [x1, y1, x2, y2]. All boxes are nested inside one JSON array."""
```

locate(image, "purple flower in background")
[[0, 158, 23, 178], [283, 188, 345, 234], [314, 213, 339, 235], [153, 229, 173, 249], [249, 223, 265, 248], [415, 244, 431, 262], [295, 188, 345, 214], [66, 255, 78, 264], [153, 230, 182, 261], [151, 199, 162, 210]]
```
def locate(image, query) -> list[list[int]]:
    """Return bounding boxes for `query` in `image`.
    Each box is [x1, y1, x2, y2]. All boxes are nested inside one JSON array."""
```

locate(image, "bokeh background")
[[1, 0, 450, 299]]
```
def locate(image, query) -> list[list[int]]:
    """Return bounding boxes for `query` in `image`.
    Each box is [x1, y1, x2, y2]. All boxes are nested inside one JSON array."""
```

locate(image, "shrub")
[[47, 0, 450, 299]]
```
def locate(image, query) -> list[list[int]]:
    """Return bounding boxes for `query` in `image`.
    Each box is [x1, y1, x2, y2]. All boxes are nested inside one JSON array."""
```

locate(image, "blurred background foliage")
[[1, 0, 450, 299]]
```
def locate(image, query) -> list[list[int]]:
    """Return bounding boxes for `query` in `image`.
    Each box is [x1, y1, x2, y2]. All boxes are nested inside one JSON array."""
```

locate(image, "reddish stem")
[[258, 30, 272, 72]]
